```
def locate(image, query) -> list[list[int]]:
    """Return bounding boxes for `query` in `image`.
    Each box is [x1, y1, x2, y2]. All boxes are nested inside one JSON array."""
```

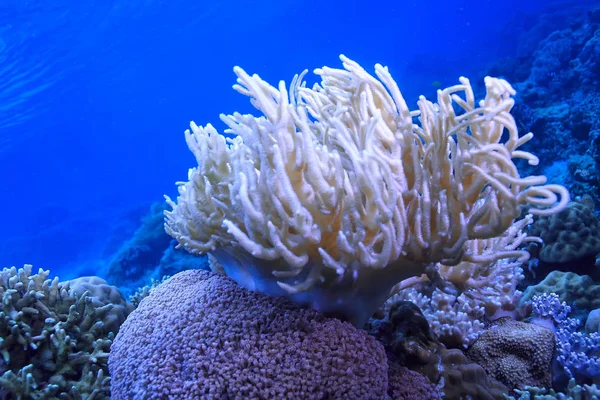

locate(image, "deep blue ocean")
[[0, 0, 594, 277]]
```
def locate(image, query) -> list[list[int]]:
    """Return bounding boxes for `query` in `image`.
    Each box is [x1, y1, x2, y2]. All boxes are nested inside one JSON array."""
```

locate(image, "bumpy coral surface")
[[520, 271, 600, 314], [439, 349, 508, 400], [386, 358, 441, 400], [466, 318, 555, 391], [530, 200, 600, 264], [586, 308, 600, 334], [109, 269, 389, 399]]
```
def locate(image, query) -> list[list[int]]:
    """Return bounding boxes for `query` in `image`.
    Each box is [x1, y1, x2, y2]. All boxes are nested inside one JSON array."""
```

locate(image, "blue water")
[[0, 0, 590, 278]]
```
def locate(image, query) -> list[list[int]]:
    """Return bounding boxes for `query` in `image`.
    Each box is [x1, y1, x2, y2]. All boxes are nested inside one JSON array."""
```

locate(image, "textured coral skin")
[[109, 270, 389, 400], [466, 317, 555, 391], [386, 359, 441, 400], [530, 200, 600, 263]]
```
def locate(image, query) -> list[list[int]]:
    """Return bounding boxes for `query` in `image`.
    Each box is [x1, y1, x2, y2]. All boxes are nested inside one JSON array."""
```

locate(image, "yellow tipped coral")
[[164, 55, 569, 325]]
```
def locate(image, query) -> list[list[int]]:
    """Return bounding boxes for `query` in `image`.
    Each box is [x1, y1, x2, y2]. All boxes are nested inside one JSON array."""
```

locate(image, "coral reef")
[[367, 301, 445, 382], [367, 299, 509, 399], [127, 275, 169, 308], [165, 55, 567, 326], [586, 308, 600, 334], [466, 317, 555, 391], [386, 357, 441, 400], [110, 269, 389, 399], [8, 8, 600, 397], [0, 265, 130, 399], [528, 198, 600, 267], [104, 202, 175, 291], [511, 378, 600, 399], [490, 8, 600, 203], [386, 216, 532, 348], [104, 201, 208, 296], [439, 349, 508, 400], [67, 275, 134, 335], [520, 271, 600, 320], [389, 285, 487, 348], [530, 294, 600, 389], [4, 2, 600, 399]]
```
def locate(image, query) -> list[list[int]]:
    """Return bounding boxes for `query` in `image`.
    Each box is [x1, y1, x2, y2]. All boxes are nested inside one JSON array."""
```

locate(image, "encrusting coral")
[[529, 196, 600, 264], [466, 317, 555, 391], [0, 265, 131, 399], [520, 270, 600, 317], [386, 358, 441, 400], [164, 55, 569, 326], [109, 269, 391, 399]]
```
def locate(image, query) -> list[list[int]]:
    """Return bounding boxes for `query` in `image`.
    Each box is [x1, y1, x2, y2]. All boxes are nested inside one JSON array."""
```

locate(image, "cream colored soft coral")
[[164, 55, 568, 325]]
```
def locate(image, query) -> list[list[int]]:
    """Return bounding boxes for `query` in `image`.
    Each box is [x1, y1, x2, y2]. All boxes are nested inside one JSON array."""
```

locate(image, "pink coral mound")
[[109, 270, 388, 399]]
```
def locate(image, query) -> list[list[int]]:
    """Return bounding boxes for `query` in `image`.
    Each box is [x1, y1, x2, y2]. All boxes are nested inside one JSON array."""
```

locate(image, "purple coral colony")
[[2, 4, 600, 400]]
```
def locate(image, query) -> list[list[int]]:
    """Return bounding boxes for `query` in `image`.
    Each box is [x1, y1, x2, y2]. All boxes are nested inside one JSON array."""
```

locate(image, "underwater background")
[[2, 0, 600, 399], [2, 0, 593, 277]]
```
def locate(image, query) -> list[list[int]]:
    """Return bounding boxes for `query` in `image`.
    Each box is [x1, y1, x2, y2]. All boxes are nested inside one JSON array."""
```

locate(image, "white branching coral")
[[164, 55, 568, 325], [382, 214, 532, 348]]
